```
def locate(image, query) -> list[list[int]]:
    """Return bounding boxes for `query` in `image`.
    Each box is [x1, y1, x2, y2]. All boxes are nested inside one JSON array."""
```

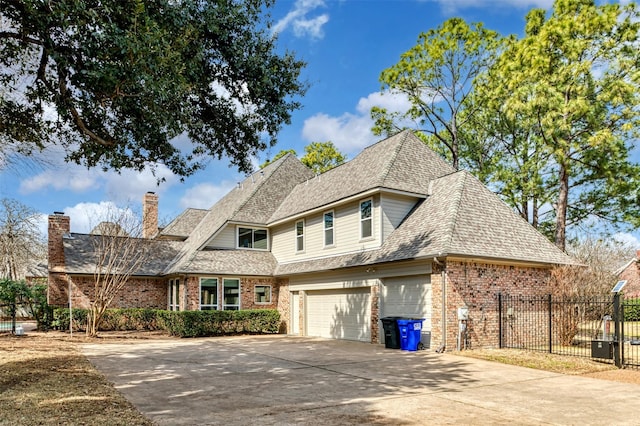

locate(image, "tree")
[[259, 149, 297, 169], [0, 0, 306, 176], [0, 198, 46, 281], [492, 0, 640, 250], [371, 18, 502, 170], [260, 141, 346, 173], [86, 207, 153, 337], [548, 236, 633, 345], [300, 141, 346, 174]]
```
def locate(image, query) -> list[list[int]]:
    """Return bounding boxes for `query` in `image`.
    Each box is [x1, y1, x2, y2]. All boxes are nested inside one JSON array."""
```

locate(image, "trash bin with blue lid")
[[397, 318, 425, 351]]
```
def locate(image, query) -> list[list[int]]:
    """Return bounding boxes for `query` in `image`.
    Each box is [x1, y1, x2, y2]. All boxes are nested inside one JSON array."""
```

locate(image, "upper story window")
[[237, 227, 268, 250], [324, 211, 334, 247], [295, 220, 304, 252], [360, 199, 372, 239]]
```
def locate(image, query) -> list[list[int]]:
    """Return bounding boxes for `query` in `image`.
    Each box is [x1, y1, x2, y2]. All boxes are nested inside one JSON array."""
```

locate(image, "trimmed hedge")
[[52, 307, 280, 337]]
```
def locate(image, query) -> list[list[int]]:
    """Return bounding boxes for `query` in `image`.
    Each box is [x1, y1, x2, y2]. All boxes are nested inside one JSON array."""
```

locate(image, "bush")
[[624, 299, 640, 322], [53, 308, 89, 331], [158, 309, 280, 338], [52, 307, 281, 337]]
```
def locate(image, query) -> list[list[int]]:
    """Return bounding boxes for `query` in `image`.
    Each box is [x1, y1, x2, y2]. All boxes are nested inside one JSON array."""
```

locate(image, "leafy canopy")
[[488, 0, 640, 249], [0, 0, 306, 177], [372, 17, 502, 170], [260, 141, 346, 174]]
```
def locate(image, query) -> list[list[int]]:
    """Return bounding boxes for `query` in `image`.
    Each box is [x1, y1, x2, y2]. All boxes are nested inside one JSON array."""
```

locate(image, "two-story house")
[[48, 130, 574, 349]]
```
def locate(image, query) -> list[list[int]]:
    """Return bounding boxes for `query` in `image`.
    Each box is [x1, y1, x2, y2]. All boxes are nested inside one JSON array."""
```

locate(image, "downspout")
[[441, 267, 447, 350], [433, 257, 446, 352]]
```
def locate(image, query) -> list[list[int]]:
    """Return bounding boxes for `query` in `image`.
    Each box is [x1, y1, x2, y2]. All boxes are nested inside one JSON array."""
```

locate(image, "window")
[[254, 285, 271, 304], [168, 279, 180, 311], [223, 278, 240, 310], [295, 220, 304, 252], [360, 199, 372, 239], [200, 278, 218, 310], [324, 211, 334, 247], [238, 227, 268, 250]]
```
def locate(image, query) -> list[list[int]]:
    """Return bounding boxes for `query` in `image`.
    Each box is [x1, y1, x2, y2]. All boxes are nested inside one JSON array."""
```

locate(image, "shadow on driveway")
[[83, 335, 640, 425]]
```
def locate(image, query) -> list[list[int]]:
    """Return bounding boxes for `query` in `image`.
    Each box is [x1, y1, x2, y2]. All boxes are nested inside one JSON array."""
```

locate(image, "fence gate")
[[621, 297, 640, 369]]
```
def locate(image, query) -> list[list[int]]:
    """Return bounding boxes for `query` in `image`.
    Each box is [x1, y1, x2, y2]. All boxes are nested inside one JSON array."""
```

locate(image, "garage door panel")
[[306, 288, 371, 342], [381, 275, 431, 346]]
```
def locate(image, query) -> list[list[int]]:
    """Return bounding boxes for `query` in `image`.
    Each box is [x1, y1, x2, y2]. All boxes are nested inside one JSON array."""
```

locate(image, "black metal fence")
[[0, 303, 18, 334], [499, 293, 639, 369]]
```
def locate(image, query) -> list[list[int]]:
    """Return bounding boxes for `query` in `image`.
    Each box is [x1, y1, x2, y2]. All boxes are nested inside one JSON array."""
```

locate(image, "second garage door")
[[306, 288, 371, 342], [381, 275, 431, 346]]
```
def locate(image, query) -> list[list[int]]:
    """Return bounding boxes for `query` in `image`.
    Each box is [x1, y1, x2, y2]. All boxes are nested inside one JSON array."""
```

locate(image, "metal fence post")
[[548, 294, 552, 354], [498, 293, 503, 349], [613, 293, 622, 368]]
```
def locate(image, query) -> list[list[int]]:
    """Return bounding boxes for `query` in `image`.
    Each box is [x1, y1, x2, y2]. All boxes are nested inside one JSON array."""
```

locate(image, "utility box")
[[591, 340, 613, 359]]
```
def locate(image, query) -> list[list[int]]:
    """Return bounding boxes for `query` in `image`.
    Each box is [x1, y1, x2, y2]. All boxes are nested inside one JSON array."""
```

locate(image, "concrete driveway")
[[82, 335, 640, 425]]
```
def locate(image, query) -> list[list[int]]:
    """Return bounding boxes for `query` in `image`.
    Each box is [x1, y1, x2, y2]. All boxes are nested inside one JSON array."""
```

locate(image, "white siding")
[[380, 193, 419, 241], [271, 196, 381, 263], [205, 225, 235, 249]]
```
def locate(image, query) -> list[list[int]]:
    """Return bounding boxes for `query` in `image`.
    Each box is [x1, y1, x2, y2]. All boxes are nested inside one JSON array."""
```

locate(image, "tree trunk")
[[532, 196, 539, 229], [555, 164, 569, 251]]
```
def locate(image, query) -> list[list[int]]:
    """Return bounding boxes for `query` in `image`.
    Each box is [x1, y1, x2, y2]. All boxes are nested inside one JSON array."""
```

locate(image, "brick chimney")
[[143, 192, 159, 239], [48, 212, 70, 273]]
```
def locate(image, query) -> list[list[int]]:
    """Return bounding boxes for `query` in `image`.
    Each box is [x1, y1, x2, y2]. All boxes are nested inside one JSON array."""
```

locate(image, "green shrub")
[[159, 309, 280, 338], [624, 299, 640, 322], [53, 308, 89, 331], [52, 307, 280, 337]]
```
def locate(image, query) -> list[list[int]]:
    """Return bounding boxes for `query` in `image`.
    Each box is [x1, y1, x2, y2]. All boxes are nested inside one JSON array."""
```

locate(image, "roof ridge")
[[228, 154, 294, 219], [378, 130, 410, 186]]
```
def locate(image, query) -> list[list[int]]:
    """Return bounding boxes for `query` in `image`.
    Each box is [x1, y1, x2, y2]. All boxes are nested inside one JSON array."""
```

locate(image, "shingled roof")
[[165, 154, 314, 274], [275, 170, 575, 276], [159, 208, 208, 239], [269, 130, 455, 223], [63, 233, 183, 276]]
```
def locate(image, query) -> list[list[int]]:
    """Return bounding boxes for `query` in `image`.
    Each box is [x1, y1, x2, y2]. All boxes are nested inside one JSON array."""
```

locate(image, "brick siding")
[[431, 260, 551, 350]]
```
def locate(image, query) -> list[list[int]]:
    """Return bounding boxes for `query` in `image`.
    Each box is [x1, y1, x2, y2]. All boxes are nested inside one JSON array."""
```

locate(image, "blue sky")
[[1, 0, 638, 247]]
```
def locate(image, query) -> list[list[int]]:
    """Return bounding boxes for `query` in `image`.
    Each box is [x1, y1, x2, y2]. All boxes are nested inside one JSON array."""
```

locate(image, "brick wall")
[[142, 192, 159, 239], [276, 278, 290, 333], [182, 275, 282, 312], [370, 285, 380, 344], [619, 252, 640, 298], [431, 260, 551, 350], [47, 214, 70, 304]]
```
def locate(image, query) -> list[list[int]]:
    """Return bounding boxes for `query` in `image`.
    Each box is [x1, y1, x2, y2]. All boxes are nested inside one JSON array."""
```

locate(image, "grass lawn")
[[0, 332, 153, 426]]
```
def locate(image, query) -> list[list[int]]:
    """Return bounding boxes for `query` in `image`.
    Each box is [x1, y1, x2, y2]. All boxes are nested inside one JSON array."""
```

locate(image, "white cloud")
[[302, 90, 413, 154], [20, 168, 98, 193], [62, 201, 136, 234], [103, 164, 178, 204], [302, 112, 376, 153], [179, 181, 236, 210], [273, 0, 329, 40]]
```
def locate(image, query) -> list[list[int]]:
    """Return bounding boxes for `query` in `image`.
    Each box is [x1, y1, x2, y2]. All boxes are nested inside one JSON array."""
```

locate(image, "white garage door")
[[306, 288, 371, 342], [381, 275, 431, 345]]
